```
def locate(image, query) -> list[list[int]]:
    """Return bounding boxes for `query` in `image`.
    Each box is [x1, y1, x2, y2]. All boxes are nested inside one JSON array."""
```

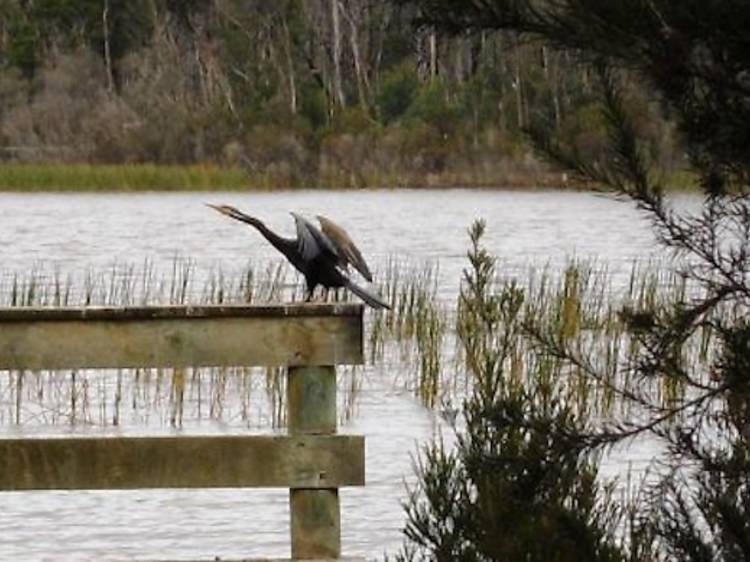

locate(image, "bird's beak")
[[206, 203, 233, 216]]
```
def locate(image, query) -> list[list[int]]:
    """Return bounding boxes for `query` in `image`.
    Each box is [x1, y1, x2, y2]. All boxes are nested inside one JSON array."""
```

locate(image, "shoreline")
[[0, 162, 695, 192]]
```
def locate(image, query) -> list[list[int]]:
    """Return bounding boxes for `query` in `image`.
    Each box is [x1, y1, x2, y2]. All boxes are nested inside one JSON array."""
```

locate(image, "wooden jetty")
[[0, 303, 365, 560]]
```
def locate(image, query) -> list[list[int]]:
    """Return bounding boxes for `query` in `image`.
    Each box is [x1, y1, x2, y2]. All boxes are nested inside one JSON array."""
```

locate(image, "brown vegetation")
[[0, 1, 685, 188]]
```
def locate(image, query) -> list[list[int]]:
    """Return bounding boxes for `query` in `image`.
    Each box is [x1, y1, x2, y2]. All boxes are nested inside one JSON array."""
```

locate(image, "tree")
[[0, 0, 152, 84], [0, 0, 683, 185], [396, 221, 628, 562], [400, 1, 750, 560]]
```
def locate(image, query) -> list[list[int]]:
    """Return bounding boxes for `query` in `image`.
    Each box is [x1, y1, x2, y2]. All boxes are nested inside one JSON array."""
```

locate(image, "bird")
[[316, 214, 373, 282], [207, 204, 390, 309]]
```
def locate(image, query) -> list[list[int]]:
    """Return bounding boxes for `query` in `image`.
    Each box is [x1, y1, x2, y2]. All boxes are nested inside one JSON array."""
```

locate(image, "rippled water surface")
[[0, 189, 663, 291], [0, 189, 688, 560]]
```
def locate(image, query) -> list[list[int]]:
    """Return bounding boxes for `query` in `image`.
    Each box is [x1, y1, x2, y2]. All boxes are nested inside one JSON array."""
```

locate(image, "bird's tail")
[[346, 280, 391, 310]]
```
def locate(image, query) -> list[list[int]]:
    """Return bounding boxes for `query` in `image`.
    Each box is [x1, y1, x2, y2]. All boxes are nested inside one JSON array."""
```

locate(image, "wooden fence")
[[0, 303, 365, 560]]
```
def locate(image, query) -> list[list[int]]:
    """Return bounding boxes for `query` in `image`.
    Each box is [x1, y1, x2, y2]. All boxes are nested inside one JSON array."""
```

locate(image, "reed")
[[414, 299, 448, 409], [0, 163, 252, 191], [369, 251, 727, 420], [0, 258, 375, 430], [0, 250, 729, 431]]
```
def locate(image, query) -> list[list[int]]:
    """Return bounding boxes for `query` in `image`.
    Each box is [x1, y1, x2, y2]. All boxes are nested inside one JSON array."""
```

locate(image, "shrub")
[[405, 79, 458, 137], [377, 63, 420, 124], [396, 221, 625, 562]]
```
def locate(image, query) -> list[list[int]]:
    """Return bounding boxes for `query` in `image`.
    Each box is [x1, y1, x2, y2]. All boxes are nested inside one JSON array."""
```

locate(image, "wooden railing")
[[0, 303, 365, 560]]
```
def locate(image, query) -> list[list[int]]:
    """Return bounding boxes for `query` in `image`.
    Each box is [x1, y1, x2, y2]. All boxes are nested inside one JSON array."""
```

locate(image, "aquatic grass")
[[0, 163, 251, 191], [0, 252, 733, 431], [364, 248, 732, 416], [0, 256, 386, 430], [414, 299, 448, 409], [370, 257, 454, 402], [0, 260, 288, 429], [383, 252, 729, 418], [379, 257, 440, 340]]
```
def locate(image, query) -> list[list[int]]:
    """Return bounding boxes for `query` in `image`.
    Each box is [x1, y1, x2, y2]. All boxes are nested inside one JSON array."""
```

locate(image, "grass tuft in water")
[[0, 163, 250, 191], [0, 245, 732, 430]]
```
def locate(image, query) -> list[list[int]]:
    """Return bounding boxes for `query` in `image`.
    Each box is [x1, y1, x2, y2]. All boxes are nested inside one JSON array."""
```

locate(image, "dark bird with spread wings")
[[207, 204, 390, 309]]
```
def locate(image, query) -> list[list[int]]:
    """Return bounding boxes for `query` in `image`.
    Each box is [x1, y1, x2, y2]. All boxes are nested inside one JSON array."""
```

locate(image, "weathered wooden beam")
[[288, 366, 342, 560], [290, 488, 341, 559], [0, 303, 363, 322], [0, 434, 364, 491], [0, 303, 363, 370], [171, 558, 365, 561], [288, 366, 337, 435]]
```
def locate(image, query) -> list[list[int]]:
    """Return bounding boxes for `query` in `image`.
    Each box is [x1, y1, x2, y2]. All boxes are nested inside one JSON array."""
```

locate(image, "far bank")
[[0, 162, 694, 192]]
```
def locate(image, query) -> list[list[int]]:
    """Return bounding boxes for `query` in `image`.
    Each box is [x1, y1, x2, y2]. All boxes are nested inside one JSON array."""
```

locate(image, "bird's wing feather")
[[316, 215, 373, 281], [292, 213, 339, 262], [346, 279, 390, 309]]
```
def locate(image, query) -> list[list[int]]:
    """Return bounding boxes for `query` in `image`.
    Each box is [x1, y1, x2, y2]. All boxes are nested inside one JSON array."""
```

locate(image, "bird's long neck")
[[229, 212, 296, 257]]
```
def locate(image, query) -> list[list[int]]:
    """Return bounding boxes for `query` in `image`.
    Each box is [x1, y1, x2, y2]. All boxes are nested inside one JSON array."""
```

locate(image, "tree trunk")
[[369, 4, 391, 90], [429, 30, 437, 80], [102, 0, 115, 93], [514, 38, 524, 130], [331, 0, 345, 107], [281, 16, 298, 114], [338, 1, 369, 110]]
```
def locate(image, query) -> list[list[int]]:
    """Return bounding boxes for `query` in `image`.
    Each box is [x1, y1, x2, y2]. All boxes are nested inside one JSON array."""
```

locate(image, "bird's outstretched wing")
[[291, 212, 340, 263], [316, 215, 373, 282]]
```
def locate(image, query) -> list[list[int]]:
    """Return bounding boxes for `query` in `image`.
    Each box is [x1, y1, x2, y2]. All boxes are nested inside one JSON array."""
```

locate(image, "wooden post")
[[287, 365, 340, 559], [0, 304, 365, 559]]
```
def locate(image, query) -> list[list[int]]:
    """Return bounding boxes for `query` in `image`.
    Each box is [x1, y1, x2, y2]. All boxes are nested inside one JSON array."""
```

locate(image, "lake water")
[[0, 189, 682, 560]]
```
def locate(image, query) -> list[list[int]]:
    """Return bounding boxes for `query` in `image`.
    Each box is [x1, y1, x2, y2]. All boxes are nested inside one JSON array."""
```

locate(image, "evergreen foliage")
[[401, 1, 750, 560], [377, 63, 420, 124], [397, 221, 626, 562], [0, 1, 680, 187]]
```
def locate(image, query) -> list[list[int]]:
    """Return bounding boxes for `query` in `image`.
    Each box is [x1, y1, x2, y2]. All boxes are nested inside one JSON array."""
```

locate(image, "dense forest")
[[0, 1, 682, 187]]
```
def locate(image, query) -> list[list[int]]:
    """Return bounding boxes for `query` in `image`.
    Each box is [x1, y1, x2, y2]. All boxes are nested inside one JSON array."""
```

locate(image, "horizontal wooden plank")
[[0, 304, 363, 370], [0, 303, 363, 322], [0, 434, 364, 491], [154, 556, 367, 562]]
